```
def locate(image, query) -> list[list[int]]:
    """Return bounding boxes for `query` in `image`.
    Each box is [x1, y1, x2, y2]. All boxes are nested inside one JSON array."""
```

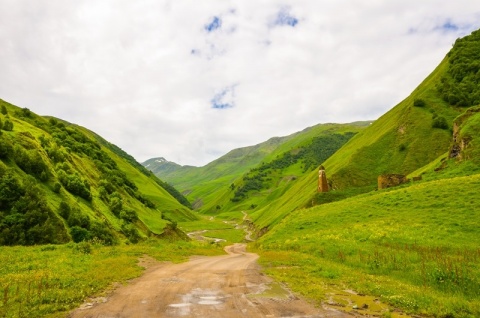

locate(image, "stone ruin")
[[377, 174, 408, 189], [317, 165, 329, 192]]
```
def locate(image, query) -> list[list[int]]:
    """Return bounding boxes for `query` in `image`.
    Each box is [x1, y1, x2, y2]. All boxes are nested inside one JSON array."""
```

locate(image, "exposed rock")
[[449, 106, 480, 160], [377, 174, 408, 189]]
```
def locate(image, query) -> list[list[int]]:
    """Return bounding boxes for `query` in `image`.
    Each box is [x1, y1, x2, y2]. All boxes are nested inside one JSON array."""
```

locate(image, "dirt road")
[[69, 244, 350, 317]]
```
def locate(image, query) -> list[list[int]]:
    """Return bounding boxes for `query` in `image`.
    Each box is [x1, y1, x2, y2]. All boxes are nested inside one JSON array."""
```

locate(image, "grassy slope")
[[323, 57, 459, 189], [76, 126, 196, 223], [0, 99, 195, 243], [254, 173, 480, 317]]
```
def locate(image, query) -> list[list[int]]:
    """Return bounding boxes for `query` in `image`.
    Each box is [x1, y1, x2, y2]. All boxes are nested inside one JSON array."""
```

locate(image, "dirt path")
[[69, 244, 350, 318]]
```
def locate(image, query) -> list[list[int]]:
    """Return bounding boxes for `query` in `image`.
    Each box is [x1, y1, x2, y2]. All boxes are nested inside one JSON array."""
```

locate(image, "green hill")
[[0, 99, 196, 246], [323, 29, 480, 190]]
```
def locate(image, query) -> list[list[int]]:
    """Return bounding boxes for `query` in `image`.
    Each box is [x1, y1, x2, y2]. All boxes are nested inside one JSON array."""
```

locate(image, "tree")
[[1, 105, 7, 115]]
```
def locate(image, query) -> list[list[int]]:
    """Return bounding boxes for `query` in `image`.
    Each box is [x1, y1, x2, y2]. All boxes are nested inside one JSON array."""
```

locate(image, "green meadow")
[[253, 173, 480, 317]]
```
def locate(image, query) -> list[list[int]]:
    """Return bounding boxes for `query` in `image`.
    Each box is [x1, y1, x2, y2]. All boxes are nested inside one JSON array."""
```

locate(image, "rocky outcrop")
[[378, 174, 408, 189], [449, 106, 480, 160]]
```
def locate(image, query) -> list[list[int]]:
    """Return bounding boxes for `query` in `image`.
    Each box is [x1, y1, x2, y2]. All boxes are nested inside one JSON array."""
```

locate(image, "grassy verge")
[[0, 240, 222, 317]]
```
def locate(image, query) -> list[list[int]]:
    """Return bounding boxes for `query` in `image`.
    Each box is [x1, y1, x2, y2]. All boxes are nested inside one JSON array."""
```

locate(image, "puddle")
[[198, 299, 223, 305], [200, 296, 221, 300], [167, 288, 228, 315], [169, 303, 191, 308]]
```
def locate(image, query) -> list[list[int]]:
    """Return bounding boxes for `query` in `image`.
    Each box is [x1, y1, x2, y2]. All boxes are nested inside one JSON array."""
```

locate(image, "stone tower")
[[317, 165, 328, 193]]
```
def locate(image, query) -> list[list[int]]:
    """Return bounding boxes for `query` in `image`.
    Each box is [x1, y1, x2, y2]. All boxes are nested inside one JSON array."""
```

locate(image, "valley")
[[1, 22, 480, 318]]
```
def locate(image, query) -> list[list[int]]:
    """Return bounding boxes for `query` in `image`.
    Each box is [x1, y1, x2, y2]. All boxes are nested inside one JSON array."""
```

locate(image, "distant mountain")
[[0, 99, 195, 246], [143, 157, 183, 176]]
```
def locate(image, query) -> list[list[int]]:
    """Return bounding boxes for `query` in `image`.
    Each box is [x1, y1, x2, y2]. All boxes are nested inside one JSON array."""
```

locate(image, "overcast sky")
[[1, 1, 479, 166]]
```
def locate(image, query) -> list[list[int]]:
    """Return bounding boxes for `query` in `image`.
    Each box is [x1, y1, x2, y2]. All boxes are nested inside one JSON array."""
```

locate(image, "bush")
[[432, 116, 449, 130], [70, 226, 91, 243], [0, 138, 13, 158], [108, 193, 123, 216], [67, 209, 90, 229], [53, 182, 62, 193], [57, 170, 92, 201], [2, 119, 13, 131], [75, 241, 92, 254], [90, 221, 116, 245], [121, 223, 141, 243], [413, 99, 426, 107], [58, 201, 71, 219], [120, 208, 138, 222]]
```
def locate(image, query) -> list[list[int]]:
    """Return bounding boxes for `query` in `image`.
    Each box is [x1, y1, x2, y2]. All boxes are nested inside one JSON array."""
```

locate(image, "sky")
[[1, 1, 479, 167]]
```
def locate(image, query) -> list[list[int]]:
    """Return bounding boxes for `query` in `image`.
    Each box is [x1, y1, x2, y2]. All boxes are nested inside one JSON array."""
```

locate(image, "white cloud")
[[0, 0, 479, 166]]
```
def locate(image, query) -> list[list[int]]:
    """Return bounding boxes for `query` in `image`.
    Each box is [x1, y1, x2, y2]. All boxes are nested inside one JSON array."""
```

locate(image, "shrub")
[[120, 208, 138, 222], [67, 209, 90, 229], [3, 119, 13, 131], [53, 182, 62, 193], [0, 138, 13, 158], [90, 221, 116, 245], [108, 193, 123, 216], [58, 201, 71, 219], [413, 99, 426, 107], [432, 116, 449, 130], [121, 223, 141, 243], [75, 241, 92, 254], [70, 226, 91, 243], [57, 170, 92, 201]]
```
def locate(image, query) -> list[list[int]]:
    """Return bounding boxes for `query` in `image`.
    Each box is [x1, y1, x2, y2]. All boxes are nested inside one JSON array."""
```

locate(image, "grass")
[[253, 173, 480, 317], [0, 240, 222, 318]]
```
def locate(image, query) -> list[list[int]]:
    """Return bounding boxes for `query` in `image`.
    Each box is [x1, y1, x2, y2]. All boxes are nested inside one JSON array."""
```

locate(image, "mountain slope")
[[323, 29, 480, 189], [0, 99, 195, 246]]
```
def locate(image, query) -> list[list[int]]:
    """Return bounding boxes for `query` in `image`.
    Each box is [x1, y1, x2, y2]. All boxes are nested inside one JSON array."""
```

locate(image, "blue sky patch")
[[441, 21, 459, 31], [205, 16, 222, 32], [211, 86, 236, 109], [274, 8, 298, 27]]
